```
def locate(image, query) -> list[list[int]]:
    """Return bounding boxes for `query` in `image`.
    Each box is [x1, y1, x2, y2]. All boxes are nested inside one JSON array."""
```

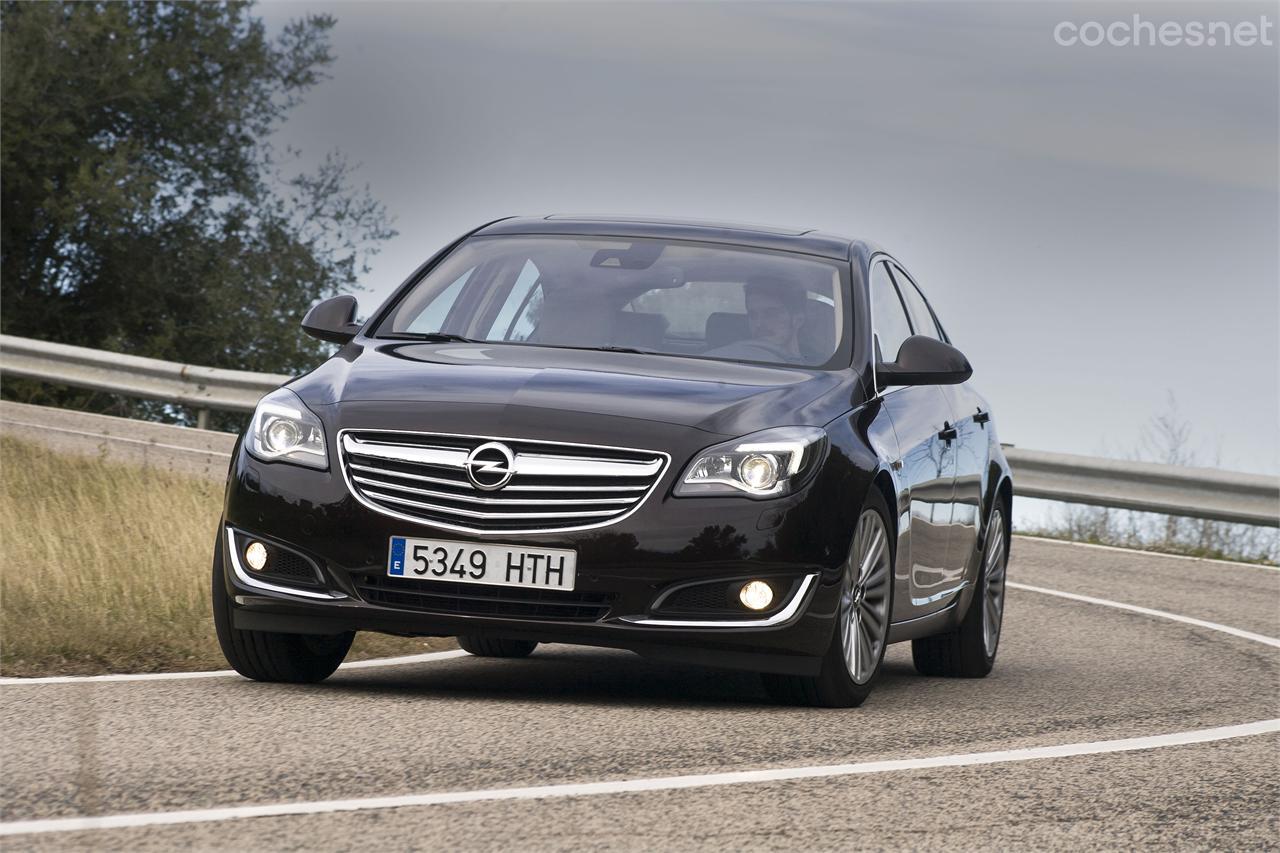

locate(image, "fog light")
[[244, 541, 268, 571], [739, 580, 774, 611]]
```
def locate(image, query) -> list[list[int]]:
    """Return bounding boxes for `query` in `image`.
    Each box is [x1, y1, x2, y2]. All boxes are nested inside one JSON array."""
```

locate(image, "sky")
[[259, 1, 1278, 488]]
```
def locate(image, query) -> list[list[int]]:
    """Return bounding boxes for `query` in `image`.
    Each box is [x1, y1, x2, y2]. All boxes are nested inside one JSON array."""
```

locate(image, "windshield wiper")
[[380, 332, 483, 343], [596, 346, 654, 355], [549, 344, 657, 355], [382, 336, 654, 354]]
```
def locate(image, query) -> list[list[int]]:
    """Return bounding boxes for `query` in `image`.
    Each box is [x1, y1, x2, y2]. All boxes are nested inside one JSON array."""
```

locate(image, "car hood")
[[292, 341, 857, 438]]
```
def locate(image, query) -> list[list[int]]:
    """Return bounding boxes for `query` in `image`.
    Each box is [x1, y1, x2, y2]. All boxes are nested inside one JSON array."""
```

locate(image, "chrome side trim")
[[617, 573, 818, 628], [888, 598, 959, 628], [224, 528, 346, 601], [910, 580, 970, 607]]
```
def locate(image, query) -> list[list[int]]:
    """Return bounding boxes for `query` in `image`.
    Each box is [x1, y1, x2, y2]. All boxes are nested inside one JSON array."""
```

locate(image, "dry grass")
[[0, 436, 452, 676], [1022, 503, 1278, 566]]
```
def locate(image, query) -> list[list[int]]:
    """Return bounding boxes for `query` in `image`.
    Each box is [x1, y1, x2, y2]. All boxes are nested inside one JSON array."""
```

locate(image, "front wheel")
[[762, 491, 894, 707], [912, 505, 1008, 678], [212, 537, 353, 683]]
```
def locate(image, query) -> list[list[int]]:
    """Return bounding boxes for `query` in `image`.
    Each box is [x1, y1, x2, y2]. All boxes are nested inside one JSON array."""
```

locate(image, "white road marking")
[[1006, 582, 1280, 649], [1, 719, 1275, 837], [1011, 534, 1279, 572], [0, 650, 468, 686], [336, 649, 468, 669], [0, 583, 1277, 837]]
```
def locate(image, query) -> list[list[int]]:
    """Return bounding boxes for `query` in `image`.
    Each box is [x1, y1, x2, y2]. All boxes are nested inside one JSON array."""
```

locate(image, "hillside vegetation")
[[0, 437, 449, 676]]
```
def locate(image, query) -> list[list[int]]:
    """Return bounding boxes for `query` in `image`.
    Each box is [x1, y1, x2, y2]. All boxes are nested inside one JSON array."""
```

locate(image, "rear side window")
[[869, 261, 912, 362], [890, 264, 943, 341]]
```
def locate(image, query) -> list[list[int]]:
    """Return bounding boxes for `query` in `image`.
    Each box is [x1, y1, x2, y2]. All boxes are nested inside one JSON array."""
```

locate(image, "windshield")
[[375, 235, 850, 368]]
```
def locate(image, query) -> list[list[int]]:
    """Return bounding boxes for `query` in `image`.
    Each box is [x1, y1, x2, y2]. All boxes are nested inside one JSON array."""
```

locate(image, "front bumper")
[[221, 440, 860, 676]]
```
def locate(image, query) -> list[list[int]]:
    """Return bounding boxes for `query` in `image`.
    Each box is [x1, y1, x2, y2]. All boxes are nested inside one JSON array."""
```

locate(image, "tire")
[[457, 635, 538, 658], [762, 489, 895, 708], [912, 503, 1008, 678], [212, 535, 353, 683]]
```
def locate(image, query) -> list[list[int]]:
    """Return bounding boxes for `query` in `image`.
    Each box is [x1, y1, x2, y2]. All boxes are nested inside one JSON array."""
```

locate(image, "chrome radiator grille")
[[340, 431, 669, 534]]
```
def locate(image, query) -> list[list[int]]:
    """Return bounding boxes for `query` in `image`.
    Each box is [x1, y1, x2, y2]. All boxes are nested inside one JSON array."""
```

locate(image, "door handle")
[[938, 422, 958, 442], [974, 409, 990, 425]]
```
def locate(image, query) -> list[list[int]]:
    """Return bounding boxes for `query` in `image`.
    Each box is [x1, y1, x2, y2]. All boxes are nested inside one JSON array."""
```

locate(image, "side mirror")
[[302, 296, 362, 344], [877, 335, 972, 387]]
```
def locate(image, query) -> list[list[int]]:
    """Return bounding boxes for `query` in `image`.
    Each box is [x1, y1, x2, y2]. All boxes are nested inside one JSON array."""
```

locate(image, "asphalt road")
[[1, 536, 1277, 851]]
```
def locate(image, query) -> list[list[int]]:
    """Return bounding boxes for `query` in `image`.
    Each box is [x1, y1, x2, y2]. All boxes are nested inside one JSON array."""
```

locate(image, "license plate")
[[388, 536, 577, 591]]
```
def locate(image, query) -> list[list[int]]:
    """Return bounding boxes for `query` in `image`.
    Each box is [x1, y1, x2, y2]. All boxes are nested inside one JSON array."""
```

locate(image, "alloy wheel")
[[982, 510, 1008, 658], [840, 509, 892, 684]]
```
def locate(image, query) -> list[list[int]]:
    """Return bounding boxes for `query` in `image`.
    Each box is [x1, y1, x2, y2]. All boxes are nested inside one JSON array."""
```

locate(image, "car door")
[[867, 260, 958, 623], [890, 262, 987, 581]]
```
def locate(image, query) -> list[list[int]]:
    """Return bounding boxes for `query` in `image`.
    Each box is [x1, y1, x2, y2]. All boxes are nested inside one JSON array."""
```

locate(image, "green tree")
[[0, 1, 394, 423]]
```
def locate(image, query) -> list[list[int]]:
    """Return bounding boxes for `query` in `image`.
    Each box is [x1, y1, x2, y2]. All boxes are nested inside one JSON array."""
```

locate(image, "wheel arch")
[[995, 474, 1013, 555], [868, 468, 899, 546], [979, 449, 1013, 548], [988, 473, 1013, 545]]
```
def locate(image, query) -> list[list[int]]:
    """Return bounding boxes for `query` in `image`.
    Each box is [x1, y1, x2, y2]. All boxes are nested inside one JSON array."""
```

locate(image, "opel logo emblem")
[[464, 441, 515, 491]]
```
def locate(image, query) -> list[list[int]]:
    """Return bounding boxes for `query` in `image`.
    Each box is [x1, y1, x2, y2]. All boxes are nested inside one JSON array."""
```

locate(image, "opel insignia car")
[[213, 216, 1013, 707]]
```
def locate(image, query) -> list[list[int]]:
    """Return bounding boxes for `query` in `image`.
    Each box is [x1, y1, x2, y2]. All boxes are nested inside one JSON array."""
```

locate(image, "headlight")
[[675, 426, 826, 498], [246, 387, 328, 470]]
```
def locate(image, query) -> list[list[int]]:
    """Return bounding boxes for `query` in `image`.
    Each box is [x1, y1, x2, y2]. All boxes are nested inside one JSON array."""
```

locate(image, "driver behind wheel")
[[706, 276, 808, 362]]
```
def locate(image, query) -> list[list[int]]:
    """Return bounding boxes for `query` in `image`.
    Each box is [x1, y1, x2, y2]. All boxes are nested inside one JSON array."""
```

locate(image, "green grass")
[[0, 436, 453, 676]]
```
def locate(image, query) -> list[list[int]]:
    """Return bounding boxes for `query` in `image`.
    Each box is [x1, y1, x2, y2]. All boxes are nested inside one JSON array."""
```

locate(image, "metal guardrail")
[[0, 334, 289, 428], [0, 400, 235, 482], [1005, 448, 1277, 528], [2, 334, 1277, 526]]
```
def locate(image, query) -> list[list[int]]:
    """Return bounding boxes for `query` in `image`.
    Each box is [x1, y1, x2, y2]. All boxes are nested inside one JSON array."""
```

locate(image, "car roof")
[[474, 215, 866, 262]]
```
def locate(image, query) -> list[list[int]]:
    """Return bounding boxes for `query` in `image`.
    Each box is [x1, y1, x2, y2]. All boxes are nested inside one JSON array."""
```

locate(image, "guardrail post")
[[196, 409, 210, 431]]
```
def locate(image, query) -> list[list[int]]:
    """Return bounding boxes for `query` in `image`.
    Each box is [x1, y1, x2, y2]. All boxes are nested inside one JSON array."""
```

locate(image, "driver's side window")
[[869, 261, 912, 363]]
